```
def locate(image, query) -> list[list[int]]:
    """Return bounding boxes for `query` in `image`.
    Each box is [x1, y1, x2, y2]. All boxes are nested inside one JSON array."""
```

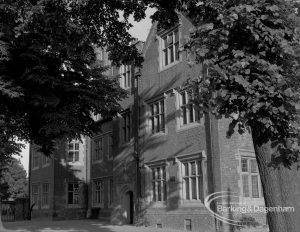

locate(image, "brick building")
[[29, 14, 266, 231], [29, 138, 89, 220]]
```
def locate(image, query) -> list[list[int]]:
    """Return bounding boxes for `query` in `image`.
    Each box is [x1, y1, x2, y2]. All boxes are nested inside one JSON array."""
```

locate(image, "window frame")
[[240, 157, 263, 199], [159, 27, 180, 69], [151, 166, 167, 202], [32, 153, 40, 170], [178, 90, 202, 127], [41, 183, 50, 208], [31, 184, 39, 209], [119, 64, 131, 89], [42, 155, 50, 167], [93, 138, 103, 162], [181, 159, 205, 202], [67, 182, 80, 206], [148, 98, 166, 135], [93, 179, 104, 207], [121, 111, 132, 144], [67, 140, 80, 163]]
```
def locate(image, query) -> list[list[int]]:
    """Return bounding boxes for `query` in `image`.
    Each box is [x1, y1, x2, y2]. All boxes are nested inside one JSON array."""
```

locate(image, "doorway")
[[124, 191, 134, 224]]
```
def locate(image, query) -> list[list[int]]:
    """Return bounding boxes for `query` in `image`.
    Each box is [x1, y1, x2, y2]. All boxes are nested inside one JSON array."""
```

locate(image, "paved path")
[[1, 220, 268, 232], [1, 220, 183, 232]]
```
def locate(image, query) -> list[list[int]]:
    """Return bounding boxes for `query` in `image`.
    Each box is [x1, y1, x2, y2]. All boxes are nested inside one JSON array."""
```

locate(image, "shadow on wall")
[[30, 140, 89, 221]]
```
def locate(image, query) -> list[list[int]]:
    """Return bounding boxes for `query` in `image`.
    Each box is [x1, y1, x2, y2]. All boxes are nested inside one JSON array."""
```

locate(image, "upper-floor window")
[[119, 65, 131, 89], [93, 113, 102, 121], [152, 166, 167, 202], [182, 160, 204, 201], [42, 155, 50, 166], [149, 100, 165, 134], [32, 153, 39, 169], [241, 158, 262, 198], [41, 183, 49, 208], [94, 138, 103, 162], [179, 91, 201, 126], [121, 111, 131, 143], [68, 183, 79, 205], [68, 140, 80, 162], [161, 29, 179, 67]]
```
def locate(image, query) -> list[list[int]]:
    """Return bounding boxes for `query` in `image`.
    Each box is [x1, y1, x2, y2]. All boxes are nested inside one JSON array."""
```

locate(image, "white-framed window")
[[151, 166, 167, 201], [68, 140, 79, 162], [108, 135, 113, 160], [108, 179, 114, 206], [149, 99, 165, 134], [41, 183, 49, 208], [241, 157, 262, 198], [94, 180, 104, 205], [182, 160, 204, 201], [161, 29, 179, 67], [179, 91, 201, 126], [31, 184, 39, 208], [32, 153, 39, 169], [68, 183, 79, 205], [119, 65, 131, 89], [121, 111, 131, 143], [94, 138, 103, 161], [93, 113, 102, 121]]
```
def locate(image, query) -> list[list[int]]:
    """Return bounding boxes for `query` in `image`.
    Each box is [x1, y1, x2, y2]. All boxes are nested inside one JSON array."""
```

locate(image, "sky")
[[17, 7, 155, 176]]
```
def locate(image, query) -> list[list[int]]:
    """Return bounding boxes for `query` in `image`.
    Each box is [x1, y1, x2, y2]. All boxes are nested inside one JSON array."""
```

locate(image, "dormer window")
[[119, 65, 131, 89], [161, 29, 180, 68]]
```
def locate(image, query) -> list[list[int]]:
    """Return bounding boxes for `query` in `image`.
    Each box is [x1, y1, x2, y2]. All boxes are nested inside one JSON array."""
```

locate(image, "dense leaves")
[[0, 0, 146, 155], [0, 158, 27, 200], [152, 0, 300, 166]]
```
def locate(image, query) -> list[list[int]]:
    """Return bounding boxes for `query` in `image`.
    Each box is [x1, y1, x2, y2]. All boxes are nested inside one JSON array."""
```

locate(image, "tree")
[[146, 0, 300, 231], [1, 158, 27, 200], [0, 0, 146, 155]]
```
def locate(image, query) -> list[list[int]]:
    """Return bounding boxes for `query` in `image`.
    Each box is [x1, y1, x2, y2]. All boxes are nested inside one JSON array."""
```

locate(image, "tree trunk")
[[252, 130, 300, 232]]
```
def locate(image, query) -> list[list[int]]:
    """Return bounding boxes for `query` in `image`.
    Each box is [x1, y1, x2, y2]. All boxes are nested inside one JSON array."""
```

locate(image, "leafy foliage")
[[152, 0, 300, 166], [0, 0, 146, 155], [0, 157, 27, 200]]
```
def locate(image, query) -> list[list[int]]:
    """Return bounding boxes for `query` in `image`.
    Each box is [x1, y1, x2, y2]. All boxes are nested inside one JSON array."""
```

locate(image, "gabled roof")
[[142, 21, 158, 57]]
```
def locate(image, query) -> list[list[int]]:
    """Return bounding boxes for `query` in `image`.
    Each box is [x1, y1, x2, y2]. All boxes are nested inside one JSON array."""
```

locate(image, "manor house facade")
[[29, 15, 266, 231]]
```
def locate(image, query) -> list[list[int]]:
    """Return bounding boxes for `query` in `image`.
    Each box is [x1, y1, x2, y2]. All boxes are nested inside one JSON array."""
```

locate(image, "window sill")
[[159, 60, 181, 73], [41, 205, 50, 209], [42, 163, 50, 168], [176, 122, 203, 133], [32, 167, 39, 171], [149, 201, 167, 208], [181, 200, 204, 207]]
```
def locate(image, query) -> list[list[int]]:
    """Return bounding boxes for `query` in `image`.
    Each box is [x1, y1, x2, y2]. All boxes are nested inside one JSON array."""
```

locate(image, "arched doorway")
[[124, 191, 134, 224]]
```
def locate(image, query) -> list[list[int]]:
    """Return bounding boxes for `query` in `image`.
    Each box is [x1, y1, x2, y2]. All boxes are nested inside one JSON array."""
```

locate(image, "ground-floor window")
[[151, 166, 167, 201], [68, 183, 79, 205], [241, 157, 263, 198], [31, 184, 39, 208], [41, 183, 49, 208], [94, 180, 104, 205], [182, 160, 204, 201]]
